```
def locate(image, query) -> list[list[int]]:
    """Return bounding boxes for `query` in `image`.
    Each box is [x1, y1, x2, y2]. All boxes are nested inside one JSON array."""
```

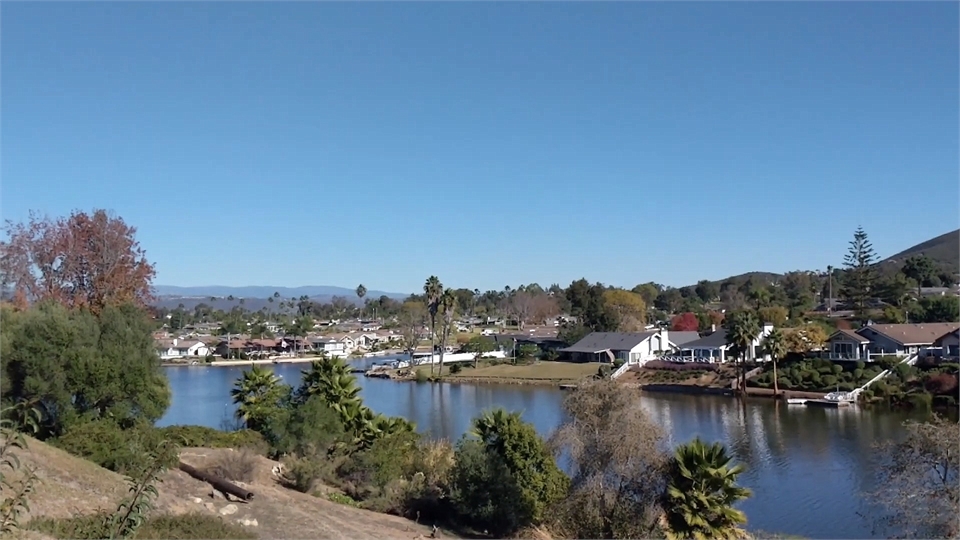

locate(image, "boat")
[[786, 398, 808, 405]]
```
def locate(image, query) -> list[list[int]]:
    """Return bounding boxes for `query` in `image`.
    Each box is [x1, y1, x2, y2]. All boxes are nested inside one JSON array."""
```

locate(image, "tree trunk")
[[429, 316, 436, 376], [772, 358, 779, 397]]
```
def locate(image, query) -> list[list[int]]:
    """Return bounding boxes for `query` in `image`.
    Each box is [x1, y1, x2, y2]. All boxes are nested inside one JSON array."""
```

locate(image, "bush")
[[205, 449, 258, 483], [832, 365, 843, 375], [449, 364, 463, 374], [821, 375, 837, 388], [924, 373, 959, 395], [415, 370, 429, 383], [156, 425, 267, 453], [856, 360, 866, 370], [853, 368, 864, 380], [28, 513, 257, 539], [777, 377, 792, 389], [838, 382, 856, 392], [53, 419, 175, 476], [281, 456, 333, 493]]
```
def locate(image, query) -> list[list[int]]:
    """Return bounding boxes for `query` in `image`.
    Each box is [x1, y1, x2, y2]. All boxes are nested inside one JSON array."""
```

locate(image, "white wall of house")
[[157, 342, 209, 360]]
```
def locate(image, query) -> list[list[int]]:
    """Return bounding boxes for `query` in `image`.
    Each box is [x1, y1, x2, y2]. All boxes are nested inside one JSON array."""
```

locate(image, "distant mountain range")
[[153, 285, 409, 300], [151, 285, 409, 311]]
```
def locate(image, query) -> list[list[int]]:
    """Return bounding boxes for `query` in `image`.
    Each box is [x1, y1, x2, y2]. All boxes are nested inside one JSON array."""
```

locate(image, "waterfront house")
[[559, 330, 681, 365], [676, 323, 774, 363], [855, 322, 960, 358], [933, 329, 960, 359], [825, 329, 873, 360], [156, 338, 209, 360], [309, 337, 348, 357]]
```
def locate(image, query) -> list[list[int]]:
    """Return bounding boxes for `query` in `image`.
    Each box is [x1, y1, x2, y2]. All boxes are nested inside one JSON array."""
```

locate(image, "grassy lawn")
[[421, 361, 604, 382]]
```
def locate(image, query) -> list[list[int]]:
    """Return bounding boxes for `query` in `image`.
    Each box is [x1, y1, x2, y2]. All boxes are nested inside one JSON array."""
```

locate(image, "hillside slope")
[[879, 229, 959, 271], [9, 438, 445, 540]]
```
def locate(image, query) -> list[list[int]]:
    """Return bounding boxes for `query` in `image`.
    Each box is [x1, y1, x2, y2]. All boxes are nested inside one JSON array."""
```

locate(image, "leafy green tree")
[[902, 255, 937, 298], [761, 329, 787, 397], [268, 395, 345, 458], [842, 227, 879, 318], [1, 303, 169, 438], [725, 310, 760, 396], [466, 335, 496, 368], [456, 409, 569, 535], [632, 282, 661, 307], [695, 280, 719, 303], [231, 365, 288, 433], [917, 296, 960, 323], [662, 438, 752, 540]]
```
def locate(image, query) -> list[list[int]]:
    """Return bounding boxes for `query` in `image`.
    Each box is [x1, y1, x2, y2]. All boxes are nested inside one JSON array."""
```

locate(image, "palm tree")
[[662, 437, 752, 540], [436, 288, 457, 376], [761, 328, 787, 398], [298, 357, 362, 410], [423, 276, 444, 375], [725, 311, 760, 396], [230, 365, 286, 432], [356, 284, 367, 319]]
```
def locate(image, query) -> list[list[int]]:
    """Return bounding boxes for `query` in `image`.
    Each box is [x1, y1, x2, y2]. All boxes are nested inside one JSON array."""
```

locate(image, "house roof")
[[859, 323, 960, 346], [668, 331, 702, 347], [559, 331, 657, 354], [678, 329, 729, 350], [828, 329, 871, 344], [933, 329, 960, 346]]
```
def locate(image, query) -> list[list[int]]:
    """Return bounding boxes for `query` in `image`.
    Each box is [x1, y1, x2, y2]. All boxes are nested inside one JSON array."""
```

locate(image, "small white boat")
[[786, 398, 808, 405]]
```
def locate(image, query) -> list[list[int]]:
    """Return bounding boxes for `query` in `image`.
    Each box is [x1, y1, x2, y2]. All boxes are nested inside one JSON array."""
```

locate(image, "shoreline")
[[162, 350, 406, 369]]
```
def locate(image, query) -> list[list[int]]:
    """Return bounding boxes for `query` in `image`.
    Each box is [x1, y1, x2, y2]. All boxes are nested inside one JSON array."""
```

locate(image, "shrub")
[[28, 513, 257, 540], [821, 375, 837, 388], [906, 392, 933, 411], [205, 449, 258, 483], [853, 368, 864, 380], [415, 370, 429, 383], [156, 425, 267, 453], [281, 456, 332, 493], [449, 363, 463, 374], [838, 382, 856, 392], [832, 365, 843, 375], [53, 419, 175, 476], [856, 360, 866, 370], [924, 373, 959, 395], [777, 377, 792, 389]]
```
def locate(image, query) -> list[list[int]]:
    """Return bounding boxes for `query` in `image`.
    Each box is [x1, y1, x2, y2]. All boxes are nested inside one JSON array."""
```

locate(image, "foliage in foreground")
[[1, 405, 41, 535], [28, 513, 258, 540], [871, 414, 959, 539], [663, 437, 752, 540]]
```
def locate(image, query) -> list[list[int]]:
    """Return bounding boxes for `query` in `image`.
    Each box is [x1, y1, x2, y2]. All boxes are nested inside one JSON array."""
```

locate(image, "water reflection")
[[159, 365, 926, 539]]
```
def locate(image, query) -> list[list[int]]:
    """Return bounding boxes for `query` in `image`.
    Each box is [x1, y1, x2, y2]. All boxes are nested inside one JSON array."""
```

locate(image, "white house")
[[309, 337, 347, 357], [676, 324, 775, 363], [559, 330, 694, 366], [156, 339, 209, 360]]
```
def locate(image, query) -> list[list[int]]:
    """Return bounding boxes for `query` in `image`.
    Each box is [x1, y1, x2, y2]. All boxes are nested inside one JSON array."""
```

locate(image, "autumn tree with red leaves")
[[1, 210, 156, 313], [670, 312, 699, 332]]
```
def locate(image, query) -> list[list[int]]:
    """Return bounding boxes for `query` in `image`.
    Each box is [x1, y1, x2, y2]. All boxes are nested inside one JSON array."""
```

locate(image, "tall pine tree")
[[841, 227, 878, 319]]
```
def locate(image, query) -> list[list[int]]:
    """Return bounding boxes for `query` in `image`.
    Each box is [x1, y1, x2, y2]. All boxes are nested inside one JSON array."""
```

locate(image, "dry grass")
[[446, 361, 603, 382], [205, 449, 259, 483]]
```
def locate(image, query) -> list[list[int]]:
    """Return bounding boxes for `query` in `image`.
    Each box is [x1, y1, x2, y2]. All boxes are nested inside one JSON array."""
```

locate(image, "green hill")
[[879, 229, 959, 273]]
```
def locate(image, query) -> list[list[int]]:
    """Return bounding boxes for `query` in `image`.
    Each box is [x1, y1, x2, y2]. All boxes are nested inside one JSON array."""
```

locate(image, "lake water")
[[158, 359, 923, 539]]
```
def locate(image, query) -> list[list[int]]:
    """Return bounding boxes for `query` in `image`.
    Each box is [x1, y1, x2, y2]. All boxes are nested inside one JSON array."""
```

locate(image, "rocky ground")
[[8, 437, 449, 539]]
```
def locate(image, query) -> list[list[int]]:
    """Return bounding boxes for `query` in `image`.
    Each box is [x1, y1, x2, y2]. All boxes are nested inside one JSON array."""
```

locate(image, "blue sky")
[[3, 2, 957, 294]]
